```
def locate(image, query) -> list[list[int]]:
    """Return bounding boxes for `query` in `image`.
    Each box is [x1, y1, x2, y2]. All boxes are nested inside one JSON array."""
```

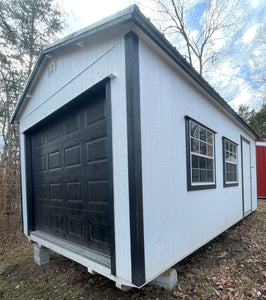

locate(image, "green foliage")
[[249, 104, 266, 140], [238, 104, 266, 140], [237, 104, 255, 124], [0, 0, 65, 75]]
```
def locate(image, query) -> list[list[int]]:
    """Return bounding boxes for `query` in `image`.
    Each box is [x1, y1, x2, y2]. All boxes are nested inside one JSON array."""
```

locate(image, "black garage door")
[[30, 88, 112, 255]]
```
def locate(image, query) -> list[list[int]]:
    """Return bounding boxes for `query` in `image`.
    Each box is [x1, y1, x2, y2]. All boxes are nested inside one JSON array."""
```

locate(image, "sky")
[[59, 0, 265, 111]]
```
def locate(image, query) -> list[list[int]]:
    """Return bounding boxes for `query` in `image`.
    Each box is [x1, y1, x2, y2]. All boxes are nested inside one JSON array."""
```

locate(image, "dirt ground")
[[0, 200, 265, 300]]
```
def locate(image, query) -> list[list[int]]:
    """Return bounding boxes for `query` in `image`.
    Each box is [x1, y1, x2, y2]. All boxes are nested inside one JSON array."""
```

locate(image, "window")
[[185, 117, 216, 191], [223, 137, 238, 187]]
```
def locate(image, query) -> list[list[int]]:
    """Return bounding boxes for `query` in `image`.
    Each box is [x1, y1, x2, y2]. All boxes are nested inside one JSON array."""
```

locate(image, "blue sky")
[[61, 0, 265, 111]]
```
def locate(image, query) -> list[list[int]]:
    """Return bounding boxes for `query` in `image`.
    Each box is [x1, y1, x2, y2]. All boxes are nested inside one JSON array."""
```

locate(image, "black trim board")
[[125, 31, 146, 286]]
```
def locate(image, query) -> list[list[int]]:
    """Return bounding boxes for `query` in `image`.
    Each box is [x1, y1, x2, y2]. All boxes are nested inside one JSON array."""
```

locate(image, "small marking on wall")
[[48, 59, 57, 78]]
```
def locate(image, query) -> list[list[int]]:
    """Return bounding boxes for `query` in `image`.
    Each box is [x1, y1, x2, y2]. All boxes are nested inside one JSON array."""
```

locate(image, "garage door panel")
[[64, 111, 82, 135], [34, 154, 46, 172], [36, 183, 48, 200], [38, 210, 50, 229], [33, 157, 108, 178], [87, 202, 109, 213], [66, 181, 83, 202], [37, 167, 109, 178], [67, 215, 84, 239], [86, 137, 107, 163], [88, 180, 108, 202], [89, 223, 110, 246], [33, 130, 46, 149], [31, 93, 111, 255], [36, 200, 84, 211], [64, 143, 82, 168], [87, 210, 109, 225], [49, 182, 64, 201], [50, 211, 64, 232], [47, 121, 63, 143], [85, 96, 106, 125], [48, 150, 62, 171]]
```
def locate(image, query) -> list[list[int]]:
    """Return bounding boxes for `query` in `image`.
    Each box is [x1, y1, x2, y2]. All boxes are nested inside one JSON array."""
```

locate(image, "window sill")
[[187, 183, 216, 191], [224, 182, 238, 188]]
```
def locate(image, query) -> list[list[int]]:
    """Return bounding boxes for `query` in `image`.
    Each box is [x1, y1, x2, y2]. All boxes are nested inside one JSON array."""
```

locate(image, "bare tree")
[[249, 26, 266, 104], [0, 0, 65, 216], [152, 0, 248, 75]]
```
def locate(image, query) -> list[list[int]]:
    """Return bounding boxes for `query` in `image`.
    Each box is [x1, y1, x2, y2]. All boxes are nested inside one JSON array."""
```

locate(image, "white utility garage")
[[11, 5, 258, 289]]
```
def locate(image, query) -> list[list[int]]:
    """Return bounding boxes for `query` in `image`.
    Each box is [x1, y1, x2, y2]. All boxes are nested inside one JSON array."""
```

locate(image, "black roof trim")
[[10, 5, 259, 139]]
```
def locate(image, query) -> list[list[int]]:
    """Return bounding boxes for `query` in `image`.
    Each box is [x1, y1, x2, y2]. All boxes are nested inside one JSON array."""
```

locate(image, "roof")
[[11, 5, 259, 139], [256, 141, 266, 146]]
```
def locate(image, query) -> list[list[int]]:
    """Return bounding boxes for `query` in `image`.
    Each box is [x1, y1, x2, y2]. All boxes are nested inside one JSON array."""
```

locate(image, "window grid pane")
[[188, 120, 215, 187], [190, 121, 214, 161], [224, 139, 238, 184]]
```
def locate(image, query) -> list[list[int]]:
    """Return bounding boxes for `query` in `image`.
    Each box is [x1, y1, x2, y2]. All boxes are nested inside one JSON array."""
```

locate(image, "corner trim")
[[125, 31, 145, 286], [105, 80, 116, 276]]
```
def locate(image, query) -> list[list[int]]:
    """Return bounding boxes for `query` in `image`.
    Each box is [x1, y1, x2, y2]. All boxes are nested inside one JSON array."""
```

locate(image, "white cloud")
[[62, 0, 134, 33], [189, 29, 200, 41], [249, 0, 260, 8], [211, 30, 226, 51], [242, 24, 260, 43], [230, 86, 262, 111], [206, 56, 262, 112], [230, 88, 252, 109]]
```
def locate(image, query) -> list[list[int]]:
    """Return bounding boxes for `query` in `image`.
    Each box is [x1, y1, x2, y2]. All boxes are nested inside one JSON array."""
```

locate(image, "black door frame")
[[24, 78, 116, 276]]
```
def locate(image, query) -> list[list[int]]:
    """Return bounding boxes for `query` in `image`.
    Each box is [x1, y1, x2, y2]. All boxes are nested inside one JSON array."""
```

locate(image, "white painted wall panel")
[[138, 39, 257, 282], [18, 30, 131, 282], [20, 133, 28, 235], [19, 32, 122, 132]]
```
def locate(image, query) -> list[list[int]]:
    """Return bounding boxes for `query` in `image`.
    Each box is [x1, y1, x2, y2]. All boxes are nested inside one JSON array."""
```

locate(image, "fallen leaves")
[[0, 200, 265, 300]]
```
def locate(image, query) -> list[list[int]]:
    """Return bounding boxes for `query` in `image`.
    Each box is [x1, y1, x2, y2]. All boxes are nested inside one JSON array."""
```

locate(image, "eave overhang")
[[11, 5, 259, 140]]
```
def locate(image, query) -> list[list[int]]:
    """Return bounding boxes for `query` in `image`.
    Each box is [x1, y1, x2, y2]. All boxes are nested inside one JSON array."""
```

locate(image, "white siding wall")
[[20, 133, 28, 234], [138, 39, 257, 282], [18, 30, 132, 282]]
